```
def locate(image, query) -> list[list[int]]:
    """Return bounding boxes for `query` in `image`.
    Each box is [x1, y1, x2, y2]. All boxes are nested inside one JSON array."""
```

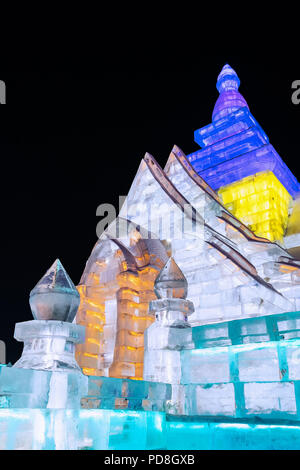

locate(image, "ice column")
[[143, 258, 194, 384], [13, 259, 85, 371]]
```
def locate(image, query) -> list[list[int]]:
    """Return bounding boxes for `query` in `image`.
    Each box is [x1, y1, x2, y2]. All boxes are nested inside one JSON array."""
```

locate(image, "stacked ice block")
[[180, 311, 300, 420]]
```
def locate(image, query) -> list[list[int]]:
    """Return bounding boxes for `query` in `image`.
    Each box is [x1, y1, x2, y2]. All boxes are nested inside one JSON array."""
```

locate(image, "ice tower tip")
[[216, 64, 240, 92], [213, 63, 249, 121]]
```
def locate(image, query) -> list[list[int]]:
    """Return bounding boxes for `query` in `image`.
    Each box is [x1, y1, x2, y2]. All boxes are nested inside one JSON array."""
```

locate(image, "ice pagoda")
[[2, 64, 300, 450]]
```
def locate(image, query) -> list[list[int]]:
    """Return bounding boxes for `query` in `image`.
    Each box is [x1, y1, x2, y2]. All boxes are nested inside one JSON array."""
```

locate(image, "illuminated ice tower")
[[188, 64, 300, 242]]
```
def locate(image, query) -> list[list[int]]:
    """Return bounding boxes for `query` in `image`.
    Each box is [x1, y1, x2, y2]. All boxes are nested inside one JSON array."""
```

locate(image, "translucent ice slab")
[[191, 310, 300, 349], [166, 416, 300, 450], [0, 409, 166, 450], [180, 338, 300, 384], [82, 376, 171, 412], [179, 311, 300, 386], [1, 407, 300, 449], [182, 380, 300, 420], [0, 366, 88, 409]]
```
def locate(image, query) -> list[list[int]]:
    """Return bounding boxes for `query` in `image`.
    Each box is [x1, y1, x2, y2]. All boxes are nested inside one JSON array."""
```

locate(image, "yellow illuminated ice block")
[[76, 284, 106, 377], [218, 171, 292, 242], [109, 268, 157, 380]]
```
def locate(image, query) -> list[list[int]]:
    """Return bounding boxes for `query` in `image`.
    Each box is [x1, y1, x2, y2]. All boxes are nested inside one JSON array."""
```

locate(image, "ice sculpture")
[[2, 63, 300, 449]]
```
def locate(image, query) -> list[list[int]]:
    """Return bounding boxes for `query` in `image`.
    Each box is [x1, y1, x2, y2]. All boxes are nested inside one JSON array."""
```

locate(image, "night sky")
[[1, 54, 300, 363]]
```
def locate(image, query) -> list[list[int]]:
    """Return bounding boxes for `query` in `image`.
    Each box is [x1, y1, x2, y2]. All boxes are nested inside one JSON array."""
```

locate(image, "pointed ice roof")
[[212, 64, 249, 122], [154, 257, 187, 299], [30, 259, 79, 297]]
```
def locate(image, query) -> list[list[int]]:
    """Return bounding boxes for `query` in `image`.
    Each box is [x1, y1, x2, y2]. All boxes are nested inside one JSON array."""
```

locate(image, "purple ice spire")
[[212, 64, 249, 122]]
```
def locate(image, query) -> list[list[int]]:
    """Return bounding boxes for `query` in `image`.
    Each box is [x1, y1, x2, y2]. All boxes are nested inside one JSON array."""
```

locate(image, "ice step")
[[191, 310, 300, 349], [180, 338, 300, 384]]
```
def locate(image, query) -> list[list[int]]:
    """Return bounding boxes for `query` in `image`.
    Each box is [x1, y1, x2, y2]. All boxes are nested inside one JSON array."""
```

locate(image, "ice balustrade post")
[[143, 257, 194, 386], [13, 259, 85, 372]]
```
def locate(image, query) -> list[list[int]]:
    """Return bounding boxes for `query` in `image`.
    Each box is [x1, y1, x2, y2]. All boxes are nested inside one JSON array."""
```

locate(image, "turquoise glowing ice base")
[[2, 311, 300, 449], [1, 409, 300, 450], [166, 418, 300, 450]]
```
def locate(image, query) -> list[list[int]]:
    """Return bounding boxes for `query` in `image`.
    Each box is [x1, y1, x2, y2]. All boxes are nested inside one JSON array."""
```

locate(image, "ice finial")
[[216, 64, 240, 93], [154, 257, 187, 300], [29, 259, 80, 322], [212, 64, 249, 121]]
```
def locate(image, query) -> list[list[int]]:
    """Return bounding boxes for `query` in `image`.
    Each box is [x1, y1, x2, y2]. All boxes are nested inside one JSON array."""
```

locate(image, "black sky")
[[1, 54, 300, 363]]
